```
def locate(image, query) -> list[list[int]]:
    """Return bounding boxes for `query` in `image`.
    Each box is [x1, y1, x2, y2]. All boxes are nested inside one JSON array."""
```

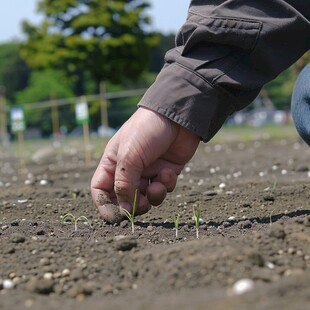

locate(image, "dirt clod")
[[237, 220, 252, 229], [114, 235, 138, 251], [26, 277, 55, 295], [10, 233, 26, 243]]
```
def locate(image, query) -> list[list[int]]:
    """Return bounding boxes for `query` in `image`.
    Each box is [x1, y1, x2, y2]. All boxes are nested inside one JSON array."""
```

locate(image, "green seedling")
[[60, 213, 92, 231], [121, 189, 139, 233], [264, 180, 278, 192], [272, 180, 277, 190], [174, 213, 180, 238], [193, 206, 201, 239]]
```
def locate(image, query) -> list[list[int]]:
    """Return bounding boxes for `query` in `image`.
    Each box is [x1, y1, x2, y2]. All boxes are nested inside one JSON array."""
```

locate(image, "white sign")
[[10, 107, 25, 132], [75, 102, 89, 124]]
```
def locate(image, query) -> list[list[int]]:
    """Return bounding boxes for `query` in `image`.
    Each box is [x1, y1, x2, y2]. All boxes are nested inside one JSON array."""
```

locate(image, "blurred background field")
[[0, 123, 300, 167]]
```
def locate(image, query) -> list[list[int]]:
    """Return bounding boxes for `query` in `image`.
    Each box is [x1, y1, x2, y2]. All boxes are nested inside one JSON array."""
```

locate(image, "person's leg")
[[291, 64, 310, 146]]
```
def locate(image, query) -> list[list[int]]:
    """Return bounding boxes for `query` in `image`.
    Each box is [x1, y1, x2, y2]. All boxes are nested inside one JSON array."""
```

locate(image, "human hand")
[[91, 107, 200, 223]]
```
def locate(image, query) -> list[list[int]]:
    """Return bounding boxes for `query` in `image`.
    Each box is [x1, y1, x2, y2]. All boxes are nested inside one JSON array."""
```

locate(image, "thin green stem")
[[121, 189, 139, 234], [174, 213, 180, 239], [193, 207, 201, 239]]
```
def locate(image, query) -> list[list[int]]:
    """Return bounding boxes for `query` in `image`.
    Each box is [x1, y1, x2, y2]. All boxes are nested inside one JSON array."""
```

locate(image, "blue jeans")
[[291, 64, 310, 146]]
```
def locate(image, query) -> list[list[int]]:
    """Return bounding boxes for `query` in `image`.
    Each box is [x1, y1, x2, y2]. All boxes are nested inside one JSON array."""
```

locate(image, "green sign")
[[10, 106, 25, 133], [75, 102, 89, 125]]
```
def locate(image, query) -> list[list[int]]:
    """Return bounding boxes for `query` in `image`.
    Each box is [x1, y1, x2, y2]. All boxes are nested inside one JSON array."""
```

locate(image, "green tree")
[[16, 69, 74, 104], [263, 51, 310, 110], [15, 69, 75, 134], [264, 67, 295, 109], [21, 0, 158, 94], [148, 32, 175, 73], [0, 42, 30, 102]]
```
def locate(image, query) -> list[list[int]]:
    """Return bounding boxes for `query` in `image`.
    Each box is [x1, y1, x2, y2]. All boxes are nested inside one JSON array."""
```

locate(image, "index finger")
[[90, 138, 124, 222]]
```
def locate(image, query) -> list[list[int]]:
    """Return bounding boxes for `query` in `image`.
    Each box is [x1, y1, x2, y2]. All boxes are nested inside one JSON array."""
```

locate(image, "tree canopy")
[[0, 43, 30, 101], [21, 0, 158, 88]]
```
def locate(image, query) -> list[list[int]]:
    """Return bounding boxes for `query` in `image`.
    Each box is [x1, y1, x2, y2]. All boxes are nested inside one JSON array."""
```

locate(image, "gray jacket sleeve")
[[138, 0, 310, 142]]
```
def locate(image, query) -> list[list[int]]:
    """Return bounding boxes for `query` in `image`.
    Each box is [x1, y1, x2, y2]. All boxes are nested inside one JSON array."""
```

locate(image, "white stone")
[[219, 183, 226, 189], [210, 168, 216, 174], [3, 279, 15, 289], [62, 269, 70, 277], [18, 199, 28, 204], [39, 179, 48, 186], [43, 272, 53, 280], [24, 179, 33, 185], [232, 278, 254, 295]]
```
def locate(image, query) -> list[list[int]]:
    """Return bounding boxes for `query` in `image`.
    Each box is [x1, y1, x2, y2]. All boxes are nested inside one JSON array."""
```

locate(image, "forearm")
[[139, 0, 310, 142]]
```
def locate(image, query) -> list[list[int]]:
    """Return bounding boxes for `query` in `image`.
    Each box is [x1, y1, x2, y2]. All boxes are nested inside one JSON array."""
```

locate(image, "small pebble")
[[237, 220, 252, 229], [147, 225, 154, 232], [222, 221, 232, 228], [3, 279, 15, 289], [39, 179, 48, 186], [62, 268, 70, 277], [114, 236, 138, 251], [120, 220, 129, 228], [219, 182, 226, 189], [17, 199, 28, 204], [232, 278, 254, 295], [113, 235, 126, 241], [43, 273, 53, 280], [26, 277, 54, 295], [263, 194, 275, 202], [203, 190, 217, 197], [10, 233, 26, 243], [36, 230, 45, 236]]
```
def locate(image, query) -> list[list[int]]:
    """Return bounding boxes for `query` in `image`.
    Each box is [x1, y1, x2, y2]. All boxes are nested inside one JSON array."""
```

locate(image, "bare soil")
[[0, 137, 309, 310]]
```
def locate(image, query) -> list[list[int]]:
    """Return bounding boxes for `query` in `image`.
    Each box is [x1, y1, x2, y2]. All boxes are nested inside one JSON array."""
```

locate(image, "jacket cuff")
[[138, 63, 236, 142]]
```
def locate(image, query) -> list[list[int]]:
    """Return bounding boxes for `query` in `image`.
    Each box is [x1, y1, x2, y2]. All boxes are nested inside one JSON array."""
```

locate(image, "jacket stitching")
[[171, 62, 238, 111], [188, 10, 263, 28]]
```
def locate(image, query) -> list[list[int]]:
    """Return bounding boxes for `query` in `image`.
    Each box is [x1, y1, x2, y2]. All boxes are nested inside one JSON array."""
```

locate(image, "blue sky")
[[0, 0, 190, 43]]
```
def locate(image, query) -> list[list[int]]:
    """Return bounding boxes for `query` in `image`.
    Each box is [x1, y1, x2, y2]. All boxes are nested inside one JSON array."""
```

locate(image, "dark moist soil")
[[0, 138, 309, 310]]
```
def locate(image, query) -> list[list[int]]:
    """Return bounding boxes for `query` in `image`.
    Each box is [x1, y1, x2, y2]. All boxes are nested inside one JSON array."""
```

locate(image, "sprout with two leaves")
[[60, 213, 92, 231]]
